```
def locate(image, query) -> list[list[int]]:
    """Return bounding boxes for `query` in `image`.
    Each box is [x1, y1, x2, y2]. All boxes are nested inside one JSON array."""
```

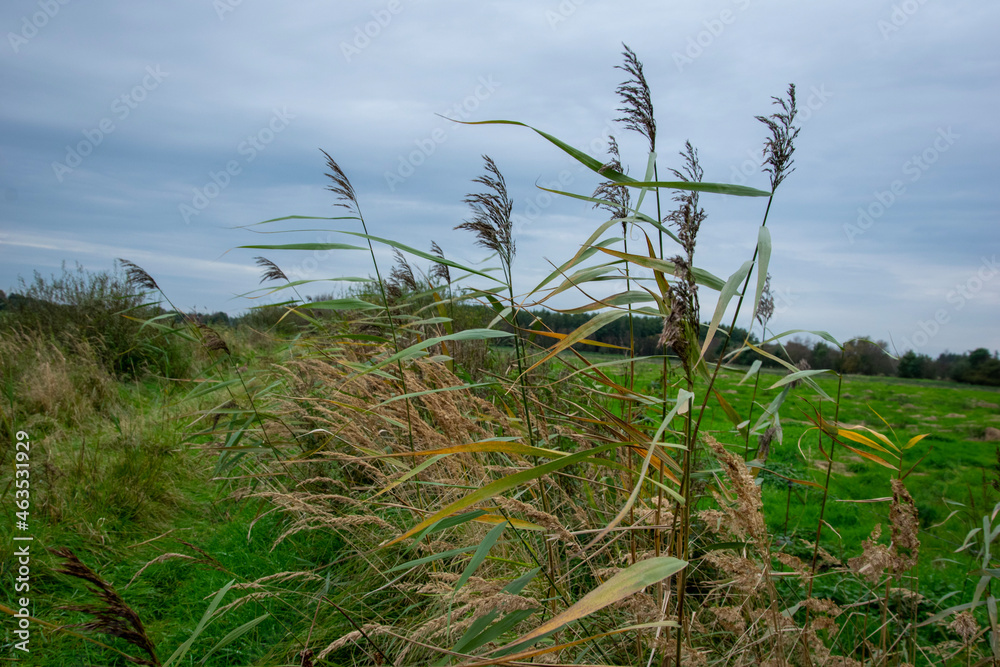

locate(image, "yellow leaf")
[[839, 442, 897, 471], [836, 428, 895, 454]]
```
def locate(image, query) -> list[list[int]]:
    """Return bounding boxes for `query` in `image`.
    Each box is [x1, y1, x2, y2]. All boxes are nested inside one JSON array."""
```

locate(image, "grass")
[[4, 45, 999, 666], [4, 328, 999, 664], [598, 352, 1000, 578]]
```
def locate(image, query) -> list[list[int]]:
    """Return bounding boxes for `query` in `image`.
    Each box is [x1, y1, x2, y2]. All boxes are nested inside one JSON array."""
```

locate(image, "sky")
[[1, 1, 998, 358]]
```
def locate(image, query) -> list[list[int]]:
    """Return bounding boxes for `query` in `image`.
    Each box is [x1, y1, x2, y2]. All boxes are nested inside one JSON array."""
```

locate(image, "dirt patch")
[[971, 399, 1000, 410], [985, 427, 1000, 442], [944, 413, 967, 419]]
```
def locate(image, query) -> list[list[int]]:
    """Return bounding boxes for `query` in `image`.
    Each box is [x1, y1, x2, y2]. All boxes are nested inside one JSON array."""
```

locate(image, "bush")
[[0, 263, 191, 379]]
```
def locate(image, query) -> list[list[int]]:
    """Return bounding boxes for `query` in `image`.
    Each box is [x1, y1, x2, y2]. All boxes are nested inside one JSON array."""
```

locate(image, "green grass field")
[[5, 333, 999, 664], [581, 353, 1000, 557]]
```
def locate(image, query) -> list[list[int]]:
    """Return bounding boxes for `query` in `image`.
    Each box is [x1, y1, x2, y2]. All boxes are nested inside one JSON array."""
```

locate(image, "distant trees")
[[508, 310, 1000, 387], [894, 348, 1000, 385], [951, 347, 1000, 386], [898, 350, 933, 379], [838, 337, 897, 376]]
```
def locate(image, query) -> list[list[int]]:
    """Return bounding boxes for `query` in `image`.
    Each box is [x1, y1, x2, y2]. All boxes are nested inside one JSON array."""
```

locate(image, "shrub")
[[0, 262, 190, 379]]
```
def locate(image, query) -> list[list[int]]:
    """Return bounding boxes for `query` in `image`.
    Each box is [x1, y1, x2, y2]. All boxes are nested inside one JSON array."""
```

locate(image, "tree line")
[[515, 309, 1000, 387]]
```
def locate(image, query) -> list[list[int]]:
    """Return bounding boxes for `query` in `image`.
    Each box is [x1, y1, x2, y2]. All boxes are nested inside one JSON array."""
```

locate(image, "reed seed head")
[[254, 256, 288, 284], [755, 272, 775, 331], [320, 149, 358, 213], [198, 323, 231, 355], [456, 155, 516, 267], [666, 141, 706, 262], [388, 248, 418, 293], [756, 84, 800, 191], [889, 477, 919, 572], [592, 135, 632, 223], [615, 43, 656, 152], [429, 240, 451, 285], [117, 259, 159, 291], [50, 547, 159, 666], [949, 611, 979, 644]]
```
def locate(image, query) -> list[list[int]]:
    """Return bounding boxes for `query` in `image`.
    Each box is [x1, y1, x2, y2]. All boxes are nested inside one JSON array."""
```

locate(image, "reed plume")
[[50, 547, 160, 666], [388, 248, 418, 295], [615, 43, 656, 152], [117, 259, 159, 292], [456, 155, 515, 270], [254, 256, 288, 284], [320, 149, 358, 213], [755, 83, 800, 191], [429, 240, 451, 286], [592, 135, 631, 222]]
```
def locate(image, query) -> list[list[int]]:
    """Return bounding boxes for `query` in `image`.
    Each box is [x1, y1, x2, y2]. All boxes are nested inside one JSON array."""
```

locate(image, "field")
[[3, 62, 999, 666], [3, 329, 999, 665], [595, 352, 1000, 588]]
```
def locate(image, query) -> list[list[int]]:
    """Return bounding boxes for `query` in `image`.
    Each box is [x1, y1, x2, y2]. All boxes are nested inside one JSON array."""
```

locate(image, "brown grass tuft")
[[848, 523, 893, 583], [948, 610, 979, 644], [706, 436, 767, 547], [889, 478, 919, 572]]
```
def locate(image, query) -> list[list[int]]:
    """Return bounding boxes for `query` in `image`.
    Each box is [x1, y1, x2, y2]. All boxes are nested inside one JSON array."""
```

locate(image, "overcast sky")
[[1, 1, 997, 357]]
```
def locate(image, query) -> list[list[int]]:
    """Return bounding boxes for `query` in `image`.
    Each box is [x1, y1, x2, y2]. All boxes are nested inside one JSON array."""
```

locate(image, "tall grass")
[[6, 48, 998, 666]]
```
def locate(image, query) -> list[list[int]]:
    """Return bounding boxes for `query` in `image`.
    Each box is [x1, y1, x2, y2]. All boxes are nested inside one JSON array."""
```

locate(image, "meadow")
[[3, 47, 999, 666]]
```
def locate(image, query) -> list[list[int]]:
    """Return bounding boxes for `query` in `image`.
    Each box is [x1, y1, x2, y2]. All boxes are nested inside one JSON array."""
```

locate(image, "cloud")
[[1, 0, 997, 354]]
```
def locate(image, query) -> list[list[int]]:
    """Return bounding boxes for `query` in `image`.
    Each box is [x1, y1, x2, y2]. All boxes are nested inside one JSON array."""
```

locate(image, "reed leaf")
[[700, 260, 753, 359], [594, 247, 726, 291], [383, 441, 622, 546], [519, 309, 630, 375], [163, 580, 235, 667], [496, 556, 687, 654], [454, 521, 507, 595], [452, 119, 769, 196], [752, 226, 772, 322], [768, 368, 831, 389]]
